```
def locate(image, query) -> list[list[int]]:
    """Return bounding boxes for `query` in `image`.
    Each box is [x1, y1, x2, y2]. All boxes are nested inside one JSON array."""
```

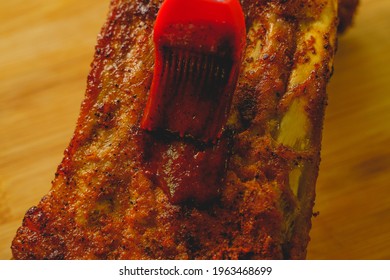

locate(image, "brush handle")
[[154, 0, 246, 61]]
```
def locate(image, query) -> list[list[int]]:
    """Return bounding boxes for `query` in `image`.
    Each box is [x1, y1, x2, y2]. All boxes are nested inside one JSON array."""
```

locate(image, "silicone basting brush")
[[141, 0, 246, 142]]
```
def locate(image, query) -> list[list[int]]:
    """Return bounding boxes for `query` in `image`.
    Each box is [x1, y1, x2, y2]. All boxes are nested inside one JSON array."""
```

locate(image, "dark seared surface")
[[338, 0, 359, 33], [12, 0, 342, 259]]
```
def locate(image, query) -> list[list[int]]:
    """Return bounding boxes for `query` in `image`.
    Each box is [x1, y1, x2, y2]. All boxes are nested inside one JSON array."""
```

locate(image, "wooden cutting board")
[[1, 0, 389, 260]]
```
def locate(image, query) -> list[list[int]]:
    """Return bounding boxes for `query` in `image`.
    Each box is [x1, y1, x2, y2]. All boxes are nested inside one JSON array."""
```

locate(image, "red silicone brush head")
[[141, 0, 246, 142]]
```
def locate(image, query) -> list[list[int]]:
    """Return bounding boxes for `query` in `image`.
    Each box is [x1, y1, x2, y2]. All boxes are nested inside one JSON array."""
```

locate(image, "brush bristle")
[[147, 47, 234, 141], [161, 47, 232, 98]]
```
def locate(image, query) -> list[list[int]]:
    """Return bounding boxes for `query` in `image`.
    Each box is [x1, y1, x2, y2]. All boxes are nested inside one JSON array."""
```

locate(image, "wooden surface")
[[0, 0, 389, 260]]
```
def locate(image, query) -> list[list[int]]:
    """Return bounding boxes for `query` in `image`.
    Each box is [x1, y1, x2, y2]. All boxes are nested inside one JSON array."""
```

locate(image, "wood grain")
[[1, 0, 389, 260]]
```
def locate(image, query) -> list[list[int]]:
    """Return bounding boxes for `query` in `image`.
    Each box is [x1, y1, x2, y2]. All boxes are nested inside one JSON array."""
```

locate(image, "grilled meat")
[[12, 0, 354, 259]]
